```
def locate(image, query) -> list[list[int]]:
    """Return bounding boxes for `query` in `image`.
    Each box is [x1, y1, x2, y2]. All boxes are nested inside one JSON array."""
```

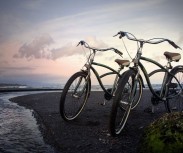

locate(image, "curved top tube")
[[138, 56, 168, 100]]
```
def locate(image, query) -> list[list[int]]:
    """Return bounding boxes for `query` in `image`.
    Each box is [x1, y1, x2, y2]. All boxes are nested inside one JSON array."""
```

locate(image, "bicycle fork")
[[72, 72, 90, 98]]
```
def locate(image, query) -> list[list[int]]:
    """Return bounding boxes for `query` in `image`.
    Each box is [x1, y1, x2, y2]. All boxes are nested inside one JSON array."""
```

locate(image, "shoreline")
[[0, 88, 63, 92], [9, 90, 166, 153]]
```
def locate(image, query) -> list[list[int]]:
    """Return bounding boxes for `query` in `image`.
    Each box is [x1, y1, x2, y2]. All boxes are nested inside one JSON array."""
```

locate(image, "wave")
[[0, 83, 162, 92]]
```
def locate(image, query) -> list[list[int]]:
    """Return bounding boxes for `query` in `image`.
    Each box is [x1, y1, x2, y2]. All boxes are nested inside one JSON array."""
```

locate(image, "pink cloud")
[[13, 35, 108, 60], [14, 34, 54, 60]]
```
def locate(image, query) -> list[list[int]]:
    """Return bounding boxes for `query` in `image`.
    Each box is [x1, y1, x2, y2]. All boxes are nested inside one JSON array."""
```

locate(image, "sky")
[[0, 0, 183, 87]]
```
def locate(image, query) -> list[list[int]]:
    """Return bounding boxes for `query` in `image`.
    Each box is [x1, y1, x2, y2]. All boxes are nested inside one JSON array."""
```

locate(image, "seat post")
[[166, 59, 172, 69]]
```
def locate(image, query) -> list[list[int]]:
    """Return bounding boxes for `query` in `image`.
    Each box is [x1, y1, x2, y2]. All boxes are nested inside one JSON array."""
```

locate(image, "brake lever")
[[76, 42, 80, 47], [114, 49, 123, 56], [113, 33, 119, 37]]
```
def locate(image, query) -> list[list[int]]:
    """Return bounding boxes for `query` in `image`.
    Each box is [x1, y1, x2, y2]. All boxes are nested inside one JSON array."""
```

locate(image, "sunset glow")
[[0, 0, 183, 87]]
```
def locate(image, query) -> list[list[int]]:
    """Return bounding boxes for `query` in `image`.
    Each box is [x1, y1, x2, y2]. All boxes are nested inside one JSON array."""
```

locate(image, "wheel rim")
[[168, 70, 183, 112], [114, 76, 133, 134], [64, 75, 89, 120]]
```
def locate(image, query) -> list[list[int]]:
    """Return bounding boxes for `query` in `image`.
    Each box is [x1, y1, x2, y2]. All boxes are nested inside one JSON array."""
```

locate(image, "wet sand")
[[10, 90, 167, 153]]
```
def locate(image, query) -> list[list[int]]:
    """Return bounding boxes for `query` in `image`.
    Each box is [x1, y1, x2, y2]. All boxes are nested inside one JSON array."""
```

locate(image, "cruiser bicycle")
[[109, 31, 182, 136], [60, 41, 143, 121]]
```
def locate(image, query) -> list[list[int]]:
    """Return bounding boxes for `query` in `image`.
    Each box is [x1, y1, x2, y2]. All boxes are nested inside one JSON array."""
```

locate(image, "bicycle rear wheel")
[[166, 68, 183, 112], [109, 69, 138, 136], [60, 71, 91, 121]]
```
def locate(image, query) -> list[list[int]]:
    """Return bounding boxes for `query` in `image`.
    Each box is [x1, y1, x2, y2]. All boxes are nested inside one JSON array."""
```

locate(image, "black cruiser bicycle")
[[109, 31, 182, 136], [60, 41, 143, 121]]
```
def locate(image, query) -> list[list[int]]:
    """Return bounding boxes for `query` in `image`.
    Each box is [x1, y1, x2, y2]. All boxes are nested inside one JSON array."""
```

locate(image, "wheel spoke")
[[109, 70, 142, 136], [60, 72, 90, 121]]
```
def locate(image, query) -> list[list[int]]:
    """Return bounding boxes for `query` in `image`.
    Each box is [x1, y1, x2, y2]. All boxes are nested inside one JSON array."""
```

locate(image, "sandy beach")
[[10, 90, 167, 153]]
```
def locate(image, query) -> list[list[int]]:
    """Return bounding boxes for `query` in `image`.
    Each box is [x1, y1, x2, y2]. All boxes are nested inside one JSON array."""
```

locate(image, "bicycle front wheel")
[[166, 67, 183, 112], [60, 71, 91, 121], [109, 69, 137, 136]]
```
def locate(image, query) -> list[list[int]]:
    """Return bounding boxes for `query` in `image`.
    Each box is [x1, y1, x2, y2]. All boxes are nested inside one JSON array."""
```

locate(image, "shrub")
[[138, 112, 183, 153]]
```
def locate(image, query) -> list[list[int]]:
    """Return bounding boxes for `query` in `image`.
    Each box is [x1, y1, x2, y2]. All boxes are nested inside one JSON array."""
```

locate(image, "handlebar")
[[77, 40, 123, 56], [114, 31, 182, 50]]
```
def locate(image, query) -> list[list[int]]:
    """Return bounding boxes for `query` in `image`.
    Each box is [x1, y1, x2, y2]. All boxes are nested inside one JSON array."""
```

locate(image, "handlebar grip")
[[168, 40, 182, 50]]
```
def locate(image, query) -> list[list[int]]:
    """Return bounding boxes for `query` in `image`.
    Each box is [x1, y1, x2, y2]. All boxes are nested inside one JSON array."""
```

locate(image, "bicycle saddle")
[[164, 51, 181, 62], [115, 59, 130, 67]]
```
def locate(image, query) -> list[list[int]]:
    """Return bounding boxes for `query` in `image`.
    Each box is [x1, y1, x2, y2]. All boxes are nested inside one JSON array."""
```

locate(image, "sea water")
[[0, 92, 57, 153]]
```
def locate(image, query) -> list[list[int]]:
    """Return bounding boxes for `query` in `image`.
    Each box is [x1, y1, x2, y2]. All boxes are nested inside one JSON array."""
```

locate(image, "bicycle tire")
[[148, 69, 166, 106], [109, 69, 138, 136], [166, 67, 183, 113], [118, 71, 143, 109], [60, 71, 91, 121], [112, 71, 143, 109]]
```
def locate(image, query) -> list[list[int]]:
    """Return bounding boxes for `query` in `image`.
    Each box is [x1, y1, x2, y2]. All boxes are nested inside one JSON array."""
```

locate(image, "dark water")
[[0, 92, 57, 153]]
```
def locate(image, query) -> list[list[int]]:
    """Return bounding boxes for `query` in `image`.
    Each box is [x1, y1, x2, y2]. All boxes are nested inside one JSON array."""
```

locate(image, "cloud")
[[14, 35, 108, 60], [0, 66, 35, 71], [0, 70, 5, 75], [50, 43, 81, 59], [14, 34, 54, 60], [51, 36, 109, 60], [0, 66, 36, 76], [177, 34, 183, 45], [85, 36, 108, 48]]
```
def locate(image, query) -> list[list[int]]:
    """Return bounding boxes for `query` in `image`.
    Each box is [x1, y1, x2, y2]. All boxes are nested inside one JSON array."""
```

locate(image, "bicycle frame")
[[82, 52, 122, 97], [76, 41, 124, 98], [90, 62, 122, 95], [138, 56, 169, 100], [134, 55, 182, 101]]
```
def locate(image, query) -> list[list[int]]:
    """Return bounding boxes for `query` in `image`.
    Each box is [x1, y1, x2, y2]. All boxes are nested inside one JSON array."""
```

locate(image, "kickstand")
[[101, 99, 106, 106], [151, 105, 155, 113]]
